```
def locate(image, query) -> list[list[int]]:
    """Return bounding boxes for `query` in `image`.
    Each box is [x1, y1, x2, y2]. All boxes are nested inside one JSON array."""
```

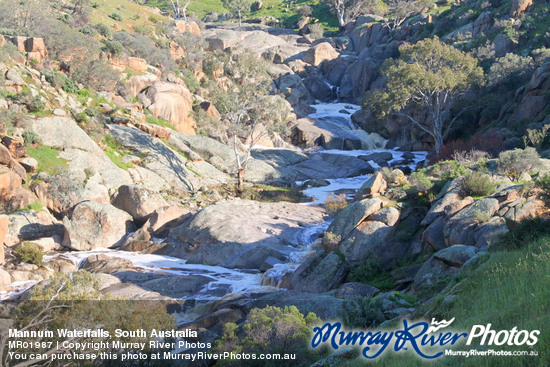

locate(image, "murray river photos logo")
[[310, 318, 540, 359]]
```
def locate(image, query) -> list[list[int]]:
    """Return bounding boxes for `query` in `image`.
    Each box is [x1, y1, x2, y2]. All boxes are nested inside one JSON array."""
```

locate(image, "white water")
[[1, 102, 427, 303], [44, 250, 268, 301]]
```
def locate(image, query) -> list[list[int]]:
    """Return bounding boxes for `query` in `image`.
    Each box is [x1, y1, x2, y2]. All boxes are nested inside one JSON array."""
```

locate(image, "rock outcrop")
[[144, 82, 196, 135], [62, 201, 136, 251], [163, 199, 326, 269]]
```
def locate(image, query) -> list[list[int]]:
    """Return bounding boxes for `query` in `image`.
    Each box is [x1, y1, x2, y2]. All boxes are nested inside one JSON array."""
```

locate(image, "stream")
[[1, 103, 427, 317]]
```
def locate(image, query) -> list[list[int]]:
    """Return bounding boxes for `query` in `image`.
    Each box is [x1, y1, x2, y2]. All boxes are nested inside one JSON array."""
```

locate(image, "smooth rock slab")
[[165, 199, 326, 269], [62, 201, 136, 251]]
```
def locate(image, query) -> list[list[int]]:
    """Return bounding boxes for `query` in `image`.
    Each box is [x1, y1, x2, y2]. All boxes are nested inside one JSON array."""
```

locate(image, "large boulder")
[[113, 184, 168, 224], [413, 245, 478, 297], [62, 201, 136, 251], [145, 82, 196, 135], [5, 210, 62, 248], [164, 199, 326, 269], [284, 252, 348, 293], [303, 42, 339, 66], [339, 59, 379, 104], [443, 198, 500, 248]]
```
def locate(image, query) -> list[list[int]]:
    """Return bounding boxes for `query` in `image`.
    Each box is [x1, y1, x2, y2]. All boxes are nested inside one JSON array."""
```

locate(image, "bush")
[[13, 242, 43, 266], [95, 23, 112, 38], [307, 23, 324, 39], [71, 59, 119, 91], [492, 217, 550, 251], [42, 71, 78, 94], [487, 53, 535, 89], [324, 193, 348, 213], [113, 31, 176, 72], [348, 257, 382, 283], [321, 231, 341, 253], [9, 272, 175, 363], [536, 175, 550, 207], [462, 170, 497, 197], [215, 306, 322, 366], [22, 130, 42, 146], [109, 12, 123, 21], [341, 297, 385, 328], [497, 147, 541, 181], [102, 40, 124, 55], [27, 96, 46, 112], [296, 5, 312, 17], [79, 25, 97, 36]]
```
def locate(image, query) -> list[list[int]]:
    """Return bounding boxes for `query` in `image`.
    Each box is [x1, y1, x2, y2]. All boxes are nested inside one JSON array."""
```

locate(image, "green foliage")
[[103, 134, 134, 170], [79, 25, 97, 36], [365, 36, 484, 152], [27, 145, 68, 175], [113, 31, 177, 72], [494, 217, 550, 251], [497, 147, 541, 181], [42, 71, 79, 94], [23, 201, 44, 212], [341, 297, 385, 328], [9, 271, 175, 365], [523, 124, 550, 150], [487, 53, 535, 89], [536, 175, 550, 207], [324, 193, 348, 213], [109, 12, 123, 21], [348, 257, 395, 291], [95, 22, 112, 37], [22, 130, 42, 146], [146, 115, 176, 130], [215, 305, 322, 366], [322, 231, 342, 253], [102, 39, 125, 55], [71, 59, 119, 91], [13, 242, 43, 266], [435, 232, 550, 366], [462, 170, 497, 197]]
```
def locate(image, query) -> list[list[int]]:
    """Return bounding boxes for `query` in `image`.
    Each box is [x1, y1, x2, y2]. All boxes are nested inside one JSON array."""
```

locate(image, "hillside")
[[0, 0, 549, 365]]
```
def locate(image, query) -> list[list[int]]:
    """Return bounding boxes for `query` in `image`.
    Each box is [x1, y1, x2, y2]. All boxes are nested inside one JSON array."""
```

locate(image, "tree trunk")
[[237, 169, 245, 192]]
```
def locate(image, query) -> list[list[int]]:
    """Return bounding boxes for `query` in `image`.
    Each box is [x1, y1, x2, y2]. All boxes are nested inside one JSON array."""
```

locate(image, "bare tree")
[[169, 0, 191, 21], [383, 0, 431, 30]]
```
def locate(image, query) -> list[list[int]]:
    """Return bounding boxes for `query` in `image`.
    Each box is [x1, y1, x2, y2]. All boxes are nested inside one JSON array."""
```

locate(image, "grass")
[[145, 0, 339, 31], [241, 183, 305, 203], [27, 145, 68, 175], [89, 0, 171, 33], [103, 134, 134, 170], [338, 220, 550, 367], [147, 115, 177, 130]]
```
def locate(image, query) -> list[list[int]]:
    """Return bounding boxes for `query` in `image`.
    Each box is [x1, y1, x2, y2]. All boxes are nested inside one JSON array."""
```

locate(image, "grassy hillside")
[[90, 0, 171, 33], [145, 0, 339, 30], [339, 219, 550, 367]]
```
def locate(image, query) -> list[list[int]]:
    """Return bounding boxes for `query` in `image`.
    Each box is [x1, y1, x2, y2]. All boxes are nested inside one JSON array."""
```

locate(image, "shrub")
[[348, 257, 382, 283], [492, 217, 550, 251], [452, 150, 490, 167], [214, 306, 322, 366], [408, 169, 434, 193], [27, 96, 46, 112], [462, 170, 497, 197], [13, 242, 43, 266], [523, 124, 550, 150], [341, 297, 385, 328], [79, 25, 97, 36], [296, 5, 312, 17], [324, 193, 348, 213], [42, 71, 78, 93], [10, 272, 175, 362], [321, 231, 341, 253], [487, 53, 535, 89], [113, 31, 176, 72], [102, 40, 124, 55], [536, 175, 550, 207], [431, 131, 505, 163], [497, 147, 541, 181], [109, 12, 123, 21], [307, 23, 324, 39], [71, 59, 119, 91], [95, 23, 112, 38], [22, 130, 42, 146]]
